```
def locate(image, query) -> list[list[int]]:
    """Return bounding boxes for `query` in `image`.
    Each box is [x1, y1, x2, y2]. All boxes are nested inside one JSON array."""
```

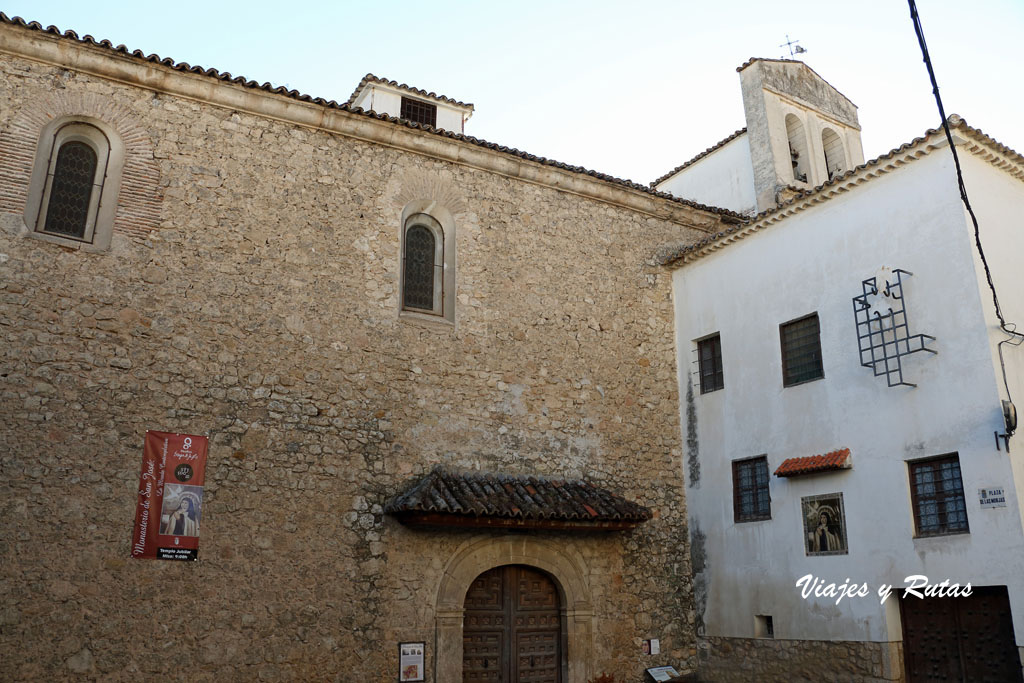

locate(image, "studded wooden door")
[[901, 586, 1022, 682], [463, 565, 561, 683]]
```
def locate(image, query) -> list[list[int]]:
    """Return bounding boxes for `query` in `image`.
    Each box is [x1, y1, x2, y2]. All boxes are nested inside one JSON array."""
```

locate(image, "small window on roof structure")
[[401, 97, 437, 127]]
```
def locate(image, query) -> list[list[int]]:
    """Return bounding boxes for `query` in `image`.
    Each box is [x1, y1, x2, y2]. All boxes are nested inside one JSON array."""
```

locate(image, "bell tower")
[[738, 59, 865, 211]]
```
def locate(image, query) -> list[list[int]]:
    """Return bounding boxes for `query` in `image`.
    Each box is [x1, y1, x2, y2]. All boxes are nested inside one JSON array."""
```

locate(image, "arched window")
[[401, 213, 444, 315], [43, 141, 99, 238], [785, 114, 810, 184], [25, 118, 124, 251], [821, 128, 846, 181]]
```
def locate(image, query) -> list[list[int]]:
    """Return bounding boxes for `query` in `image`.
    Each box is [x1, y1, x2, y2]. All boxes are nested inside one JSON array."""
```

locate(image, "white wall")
[[959, 152, 1024, 539], [672, 149, 1024, 646], [655, 134, 757, 215]]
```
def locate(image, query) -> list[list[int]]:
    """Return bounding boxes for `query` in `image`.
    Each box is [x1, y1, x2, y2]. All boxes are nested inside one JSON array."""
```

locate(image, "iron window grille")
[[909, 454, 969, 537], [780, 313, 824, 386], [697, 334, 724, 394], [732, 456, 771, 523], [400, 97, 437, 128], [401, 213, 445, 316], [43, 141, 98, 239]]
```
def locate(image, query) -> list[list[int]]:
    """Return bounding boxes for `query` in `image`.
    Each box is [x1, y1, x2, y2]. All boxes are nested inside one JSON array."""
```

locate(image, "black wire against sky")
[[907, 0, 1023, 418]]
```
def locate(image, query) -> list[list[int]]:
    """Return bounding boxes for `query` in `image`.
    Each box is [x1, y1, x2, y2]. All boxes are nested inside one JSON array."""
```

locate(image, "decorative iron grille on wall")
[[852, 268, 936, 387]]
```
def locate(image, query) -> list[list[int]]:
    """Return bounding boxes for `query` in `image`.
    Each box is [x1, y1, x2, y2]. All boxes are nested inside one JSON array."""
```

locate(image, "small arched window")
[[821, 128, 846, 181], [43, 141, 99, 238], [401, 213, 444, 315], [785, 114, 810, 184], [25, 118, 123, 252]]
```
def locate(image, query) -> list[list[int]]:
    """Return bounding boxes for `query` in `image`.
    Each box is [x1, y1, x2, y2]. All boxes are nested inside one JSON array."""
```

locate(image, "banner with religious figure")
[[130, 430, 209, 561]]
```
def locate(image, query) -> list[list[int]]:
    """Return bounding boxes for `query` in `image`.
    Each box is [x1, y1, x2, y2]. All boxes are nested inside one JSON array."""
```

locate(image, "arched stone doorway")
[[463, 564, 562, 681], [435, 536, 594, 683]]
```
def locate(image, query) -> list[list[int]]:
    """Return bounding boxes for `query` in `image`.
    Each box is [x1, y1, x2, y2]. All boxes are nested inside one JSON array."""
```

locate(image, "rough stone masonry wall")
[[0, 45, 718, 681], [696, 636, 904, 682]]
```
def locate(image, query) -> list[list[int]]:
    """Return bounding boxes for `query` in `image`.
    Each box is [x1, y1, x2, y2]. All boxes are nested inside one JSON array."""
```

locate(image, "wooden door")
[[463, 565, 561, 683], [901, 586, 1022, 682]]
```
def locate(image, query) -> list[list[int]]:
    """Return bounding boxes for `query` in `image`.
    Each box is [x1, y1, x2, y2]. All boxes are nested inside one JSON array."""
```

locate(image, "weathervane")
[[780, 35, 807, 58]]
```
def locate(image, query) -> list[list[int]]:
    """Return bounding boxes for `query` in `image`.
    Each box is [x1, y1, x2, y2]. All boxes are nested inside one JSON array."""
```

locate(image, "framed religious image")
[[802, 493, 848, 556], [398, 642, 425, 682]]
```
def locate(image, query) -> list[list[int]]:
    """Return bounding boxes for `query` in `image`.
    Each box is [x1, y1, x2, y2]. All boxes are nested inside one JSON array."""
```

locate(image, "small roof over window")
[[774, 448, 852, 478], [386, 466, 652, 531]]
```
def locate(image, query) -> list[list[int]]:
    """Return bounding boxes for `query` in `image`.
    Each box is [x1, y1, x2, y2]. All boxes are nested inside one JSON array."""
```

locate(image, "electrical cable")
[[908, 0, 1022, 434]]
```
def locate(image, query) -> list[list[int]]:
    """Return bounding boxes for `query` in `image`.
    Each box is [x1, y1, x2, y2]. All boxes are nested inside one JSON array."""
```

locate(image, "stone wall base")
[[695, 636, 904, 682]]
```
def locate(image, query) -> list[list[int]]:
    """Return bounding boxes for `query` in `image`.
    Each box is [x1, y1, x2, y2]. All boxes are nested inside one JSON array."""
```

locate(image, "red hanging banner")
[[130, 430, 208, 561]]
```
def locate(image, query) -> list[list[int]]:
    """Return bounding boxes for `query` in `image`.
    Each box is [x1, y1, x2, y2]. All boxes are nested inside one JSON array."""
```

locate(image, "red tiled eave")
[[386, 466, 652, 530], [774, 448, 852, 478]]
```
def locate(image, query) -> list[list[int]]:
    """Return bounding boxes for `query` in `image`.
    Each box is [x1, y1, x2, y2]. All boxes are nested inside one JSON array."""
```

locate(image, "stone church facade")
[[0, 16, 737, 681]]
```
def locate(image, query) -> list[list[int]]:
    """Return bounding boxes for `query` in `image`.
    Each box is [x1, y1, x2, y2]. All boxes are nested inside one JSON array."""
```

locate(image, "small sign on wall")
[[642, 638, 660, 655], [979, 487, 1007, 509], [645, 666, 680, 682], [398, 642, 424, 682]]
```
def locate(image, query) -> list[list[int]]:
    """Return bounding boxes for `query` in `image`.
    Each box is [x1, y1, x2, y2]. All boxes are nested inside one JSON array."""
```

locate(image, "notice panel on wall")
[[130, 430, 209, 561]]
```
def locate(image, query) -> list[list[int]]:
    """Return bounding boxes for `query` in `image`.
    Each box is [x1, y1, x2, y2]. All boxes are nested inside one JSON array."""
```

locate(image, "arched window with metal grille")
[[43, 140, 99, 239], [401, 213, 444, 315], [26, 118, 123, 251]]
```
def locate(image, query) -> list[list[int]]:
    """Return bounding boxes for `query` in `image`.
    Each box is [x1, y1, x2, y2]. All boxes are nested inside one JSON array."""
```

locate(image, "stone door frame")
[[434, 535, 594, 683]]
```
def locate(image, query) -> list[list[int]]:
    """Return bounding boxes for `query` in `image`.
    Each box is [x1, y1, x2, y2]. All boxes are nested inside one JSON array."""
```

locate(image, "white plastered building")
[[657, 58, 1024, 682]]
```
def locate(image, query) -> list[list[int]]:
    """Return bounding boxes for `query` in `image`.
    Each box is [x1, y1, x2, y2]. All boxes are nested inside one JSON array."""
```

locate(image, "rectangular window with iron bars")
[[780, 313, 824, 387], [733, 456, 771, 522], [697, 334, 724, 394], [908, 454, 969, 537]]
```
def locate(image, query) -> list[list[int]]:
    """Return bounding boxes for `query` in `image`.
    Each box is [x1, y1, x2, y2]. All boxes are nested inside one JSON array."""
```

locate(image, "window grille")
[[780, 314, 824, 386], [732, 456, 771, 522], [698, 335, 724, 393], [403, 224, 437, 311], [43, 141, 97, 239], [400, 97, 437, 127], [909, 455, 969, 536]]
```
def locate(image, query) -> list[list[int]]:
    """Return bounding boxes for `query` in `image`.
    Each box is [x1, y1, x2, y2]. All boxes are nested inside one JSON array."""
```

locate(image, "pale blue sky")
[[5, 1, 1022, 184]]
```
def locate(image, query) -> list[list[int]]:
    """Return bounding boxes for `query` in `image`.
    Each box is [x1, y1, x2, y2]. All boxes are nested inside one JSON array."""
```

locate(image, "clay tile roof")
[[774, 448, 851, 478], [386, 467, 652, 524], [345, 73, 474, 110], [0, 14, 745, 221], [656, 114, 1024, 267], [650, 128, 747, 187]]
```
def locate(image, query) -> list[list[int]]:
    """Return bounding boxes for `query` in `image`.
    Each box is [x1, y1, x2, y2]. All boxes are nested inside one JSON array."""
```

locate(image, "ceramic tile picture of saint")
[[160, 484, 203, 537], [802, 493, 848, 556]]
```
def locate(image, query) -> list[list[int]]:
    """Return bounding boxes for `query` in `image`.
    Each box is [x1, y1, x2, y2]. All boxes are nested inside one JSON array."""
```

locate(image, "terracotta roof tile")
[[385, 467, 652, 524], [774, 448, 851, 478], [0, 14, 744, 221], [650, 128, 747, 187], [345, 73, 474, 110]]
